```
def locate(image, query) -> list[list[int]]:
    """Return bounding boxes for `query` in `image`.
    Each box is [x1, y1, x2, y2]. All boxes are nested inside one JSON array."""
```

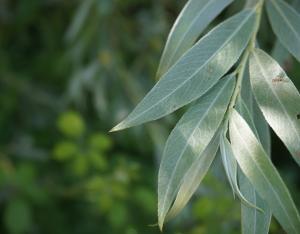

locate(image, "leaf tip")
[[109, 122, 127, 132]]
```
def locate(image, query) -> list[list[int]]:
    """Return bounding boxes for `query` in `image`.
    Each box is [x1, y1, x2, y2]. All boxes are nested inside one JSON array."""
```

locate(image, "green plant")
[[111, 0, 300, 233]]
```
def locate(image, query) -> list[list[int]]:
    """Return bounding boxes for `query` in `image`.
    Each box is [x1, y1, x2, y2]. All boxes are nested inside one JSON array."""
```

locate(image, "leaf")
[[252, 101, 271, 155], [156, 0, 233, 78], [271, 0, 300, 66], [229, 110, 300, 234], [250, 48, 300, 166], [266, 0, 300, 62], [65, 0, 94, 41], [240, 62, 254, 114], [165, 130, 220, 223], [158, 75, 235, 229], [111, 10, 256, 132], [220, 135, 261, 211], [239, 170, 272, 234], [236, 97, 272, 234]]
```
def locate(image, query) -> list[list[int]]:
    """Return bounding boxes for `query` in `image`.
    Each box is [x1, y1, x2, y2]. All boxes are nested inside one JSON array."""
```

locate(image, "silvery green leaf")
[[230, 110, 300, 234], [110, 10, 256, 132], [235, 98, 272, 234], [271, 0, 300, 66], [157, 0, 233, 78], [252, 101, 271, 155], [250, 48, 300, 166], [271, 41, 290, 67], [165, 130, 220, 222], [236, 98, 258, 135], [240, 63, 254, 114], [266, 0, 300, 62], [239, 170, 272, 234], [244, 0, 260, 8], [220, 135, 261, 210], [220, 136, 238, 197], [158, 75, 235, 229]]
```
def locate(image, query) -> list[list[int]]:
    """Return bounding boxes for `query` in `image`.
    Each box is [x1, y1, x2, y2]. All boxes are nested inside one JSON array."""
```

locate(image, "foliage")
[[0, 0, 299, 234], [112, 0, 300, 233]]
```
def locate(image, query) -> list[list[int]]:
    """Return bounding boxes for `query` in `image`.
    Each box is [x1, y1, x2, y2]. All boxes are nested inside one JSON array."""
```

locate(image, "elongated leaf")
[[230, 110, 300, 234], [111, 10, 256, 132], [271, 0, 300, 66], [220, 135, 261, 210], [245, 0, 260, 8], [266, 0, 300, 62], [252, 101, 271, 155], [220, 136, 238, 196], [165, 130, 220, 221], [157, 0, 233, 78], [250, 48, 300, 166], [158, 76, 235, 229], [239, 169, 272, 234], [66, 0, 94, 41], [235, 99, 272, 234]]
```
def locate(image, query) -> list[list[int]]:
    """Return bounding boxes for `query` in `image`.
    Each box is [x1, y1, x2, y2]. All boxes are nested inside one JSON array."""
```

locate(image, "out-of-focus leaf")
[[158, 76, 235, 229], [111, 10, 256, 132], [250, 48, 300, 166], [57, 111, 85, 138], [165, 130, 220, 222], [53, 141, 78, 161], [66, 0, 94, 41], [230, 110, 300, 234], [157, 0, 233, 78], [266, 0, 300, 62], [4, 199, 32, 234]]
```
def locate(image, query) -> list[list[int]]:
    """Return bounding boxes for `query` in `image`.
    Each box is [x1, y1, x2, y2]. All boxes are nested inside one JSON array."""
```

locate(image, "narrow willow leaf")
[[165, 131, 220, 222], [252, 101, 271, 155], [266, 0, 300, 62], [158, 76, 235, 229], [157, 0, 233, 78], [239, 170, 272, 234], [239, 102, 272, 234], [220, 135, 261, 211], [271, 0, 300, 66], [250, 48, 300, 166], [244, 0, 260, 8], [230, 110, 300, 234], [240, 63, 254, 114], [236, 98, 258, 135], [235, 99, 271, 234], [66, 0, 94, 41], [220, 136, 238, 196], [111, 10, 256, 132]]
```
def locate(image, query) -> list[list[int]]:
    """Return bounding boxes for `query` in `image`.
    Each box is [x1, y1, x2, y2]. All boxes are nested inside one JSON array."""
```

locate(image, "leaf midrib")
[[232, 122, 298, 233], [128, 11, 253, 125]]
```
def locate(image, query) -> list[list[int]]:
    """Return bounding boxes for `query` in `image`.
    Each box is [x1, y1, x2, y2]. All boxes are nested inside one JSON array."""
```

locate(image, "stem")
[[223, 1, 264, 133]]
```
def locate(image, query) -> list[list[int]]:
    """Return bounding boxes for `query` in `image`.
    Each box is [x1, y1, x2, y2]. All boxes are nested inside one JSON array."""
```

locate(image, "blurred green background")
[[0, 0, 299, 234]]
